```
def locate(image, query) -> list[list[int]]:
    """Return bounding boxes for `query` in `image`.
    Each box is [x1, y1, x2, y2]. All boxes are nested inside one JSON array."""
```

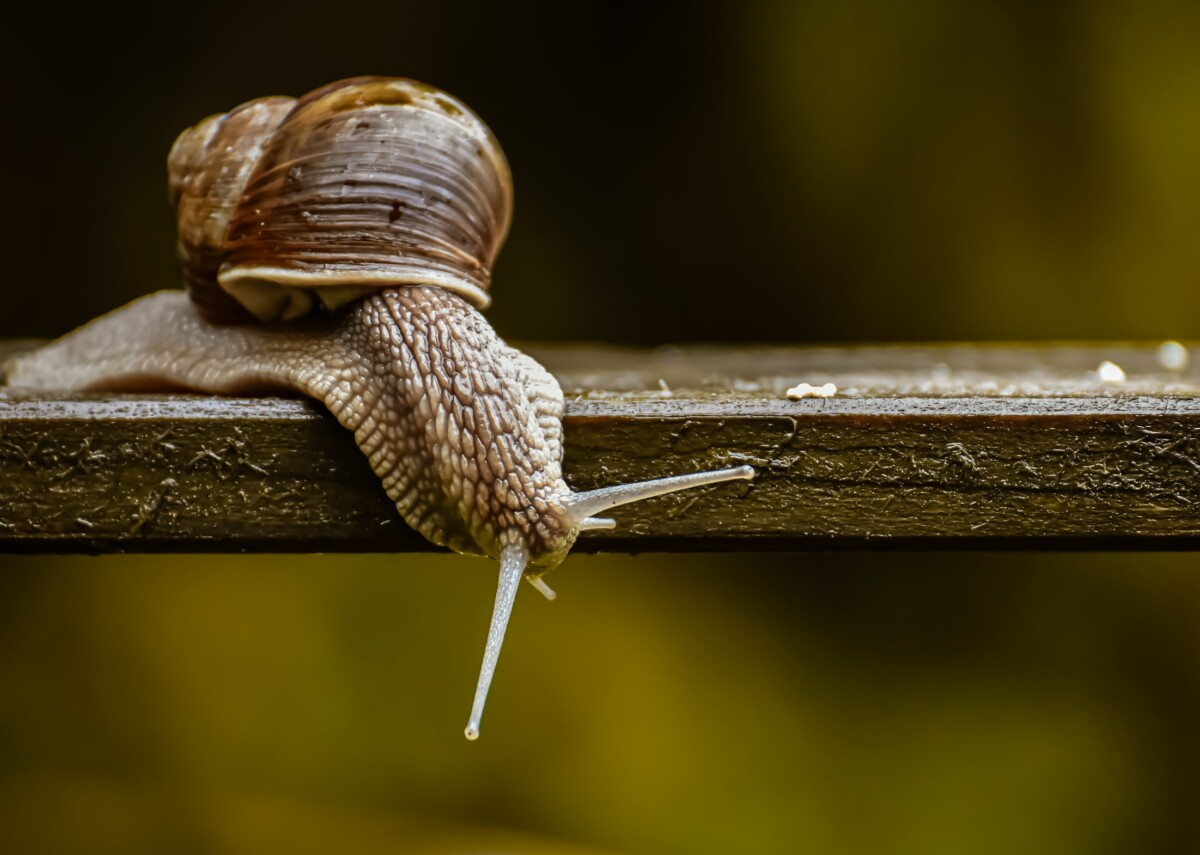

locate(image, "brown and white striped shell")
[[6, 76, 755, 740], [167, 76, 513, 324]]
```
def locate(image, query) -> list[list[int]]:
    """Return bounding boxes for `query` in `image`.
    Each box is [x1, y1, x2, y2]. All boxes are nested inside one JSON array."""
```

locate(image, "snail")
[[4, 77, 755, 739]]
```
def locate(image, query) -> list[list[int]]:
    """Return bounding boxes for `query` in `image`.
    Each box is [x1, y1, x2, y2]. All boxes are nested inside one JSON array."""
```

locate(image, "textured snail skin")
[[8, 283, 755, 739], [6, 285, 577, 565], [6, 77, 756, 739]]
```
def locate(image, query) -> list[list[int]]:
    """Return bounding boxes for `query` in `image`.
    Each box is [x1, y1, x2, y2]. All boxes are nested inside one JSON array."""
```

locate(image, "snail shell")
[[5, 77, 754, 739], [169, 76, 511, 323]]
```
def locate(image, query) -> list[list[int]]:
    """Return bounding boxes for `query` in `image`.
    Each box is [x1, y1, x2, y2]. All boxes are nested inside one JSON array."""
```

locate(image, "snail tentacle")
[[465, 537, 528, 741], [562, 465, 757, 524], [5, 76, 760, 740], [526, 575, 557, 600]]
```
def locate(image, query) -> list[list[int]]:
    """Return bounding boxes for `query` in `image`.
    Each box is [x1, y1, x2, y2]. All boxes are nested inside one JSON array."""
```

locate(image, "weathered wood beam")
[[3, 341, 1200, 552]]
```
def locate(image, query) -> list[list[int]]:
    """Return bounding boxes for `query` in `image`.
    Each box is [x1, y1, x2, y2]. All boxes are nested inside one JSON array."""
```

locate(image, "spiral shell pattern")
[[168, 77, 513, 323]]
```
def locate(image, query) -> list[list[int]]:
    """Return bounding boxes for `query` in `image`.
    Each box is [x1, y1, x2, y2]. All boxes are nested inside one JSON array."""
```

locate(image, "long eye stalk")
[[564, 465, 755, 525], [465, 541, 528, 741], [464, 464, 755, 740]]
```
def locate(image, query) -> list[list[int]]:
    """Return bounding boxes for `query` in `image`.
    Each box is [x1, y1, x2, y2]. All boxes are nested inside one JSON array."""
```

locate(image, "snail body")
[[5, 77, 754, 739]]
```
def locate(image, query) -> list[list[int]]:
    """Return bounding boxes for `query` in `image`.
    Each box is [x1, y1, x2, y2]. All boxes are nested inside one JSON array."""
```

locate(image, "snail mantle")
[[5, 340, 1200, 553]]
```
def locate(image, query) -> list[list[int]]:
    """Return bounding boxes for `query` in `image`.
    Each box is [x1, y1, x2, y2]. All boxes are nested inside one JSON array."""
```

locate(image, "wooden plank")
[[3, 341, 1200, 552]]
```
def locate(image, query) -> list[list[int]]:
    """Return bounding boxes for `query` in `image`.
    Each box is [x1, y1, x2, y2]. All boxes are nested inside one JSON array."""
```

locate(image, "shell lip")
[[218, 263, 492, 321]]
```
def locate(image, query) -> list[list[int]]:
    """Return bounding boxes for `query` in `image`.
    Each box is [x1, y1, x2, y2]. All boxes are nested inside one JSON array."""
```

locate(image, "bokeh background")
[[3, 1, 1200, 852]]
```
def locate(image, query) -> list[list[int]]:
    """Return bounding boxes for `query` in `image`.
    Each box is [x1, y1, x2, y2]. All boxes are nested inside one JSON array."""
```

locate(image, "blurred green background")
[[3, 1, 1200, 852]]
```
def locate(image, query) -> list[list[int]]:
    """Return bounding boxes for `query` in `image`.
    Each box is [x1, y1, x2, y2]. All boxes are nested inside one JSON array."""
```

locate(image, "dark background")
[[3, 2, 1200, 853]]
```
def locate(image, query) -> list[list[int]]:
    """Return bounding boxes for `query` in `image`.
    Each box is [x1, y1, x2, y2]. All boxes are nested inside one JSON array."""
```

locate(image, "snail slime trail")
[[3, 77, 757, 740]]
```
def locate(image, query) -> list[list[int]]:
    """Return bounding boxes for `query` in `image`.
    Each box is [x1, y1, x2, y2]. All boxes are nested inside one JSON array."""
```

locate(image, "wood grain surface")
[[3, 341, 1200, 552]]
